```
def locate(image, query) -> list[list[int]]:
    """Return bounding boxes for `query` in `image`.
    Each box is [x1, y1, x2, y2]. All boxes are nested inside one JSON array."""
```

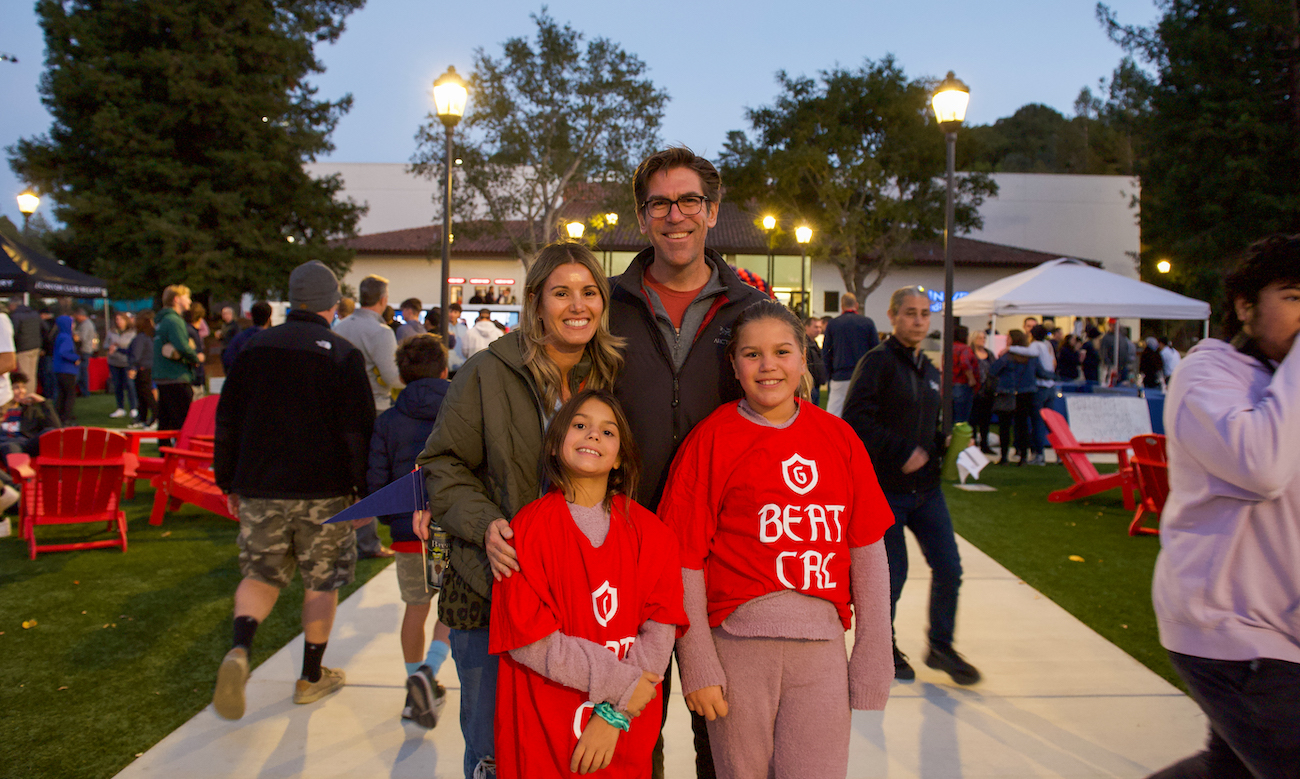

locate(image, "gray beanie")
[[289, 260, 341, 312]]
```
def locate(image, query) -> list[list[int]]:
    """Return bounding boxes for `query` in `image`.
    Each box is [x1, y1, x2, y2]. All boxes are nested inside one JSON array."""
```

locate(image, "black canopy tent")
[[1, 231, 112, 340], [0, 232, 109, 297]]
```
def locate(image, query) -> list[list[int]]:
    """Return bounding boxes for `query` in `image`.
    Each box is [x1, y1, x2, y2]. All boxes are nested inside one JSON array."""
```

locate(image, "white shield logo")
[[781, 454, 819, 496], [592, 580, 618, 627]]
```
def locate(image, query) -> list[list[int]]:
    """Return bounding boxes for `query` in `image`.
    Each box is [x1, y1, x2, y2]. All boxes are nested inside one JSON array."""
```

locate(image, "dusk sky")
[[1, 0, 1161, 231]]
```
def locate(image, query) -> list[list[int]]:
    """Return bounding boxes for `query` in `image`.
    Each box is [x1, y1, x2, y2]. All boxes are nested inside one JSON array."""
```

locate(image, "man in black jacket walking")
[[211, 260, 376, 720], [842, 285, 981, 686]]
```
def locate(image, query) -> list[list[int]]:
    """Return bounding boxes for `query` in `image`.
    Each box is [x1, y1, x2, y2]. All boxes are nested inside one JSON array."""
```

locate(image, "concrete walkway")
[[116, 533, 1205, 778]]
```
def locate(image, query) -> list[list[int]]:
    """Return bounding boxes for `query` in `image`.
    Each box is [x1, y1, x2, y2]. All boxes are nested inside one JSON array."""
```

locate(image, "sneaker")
[[144, 422, 158, 431], [109, 408, 127, 418], [893, 645, 915, 681], [472, 757, 496, 779], [405, 665, 447, 729], [293, 666, 345, 704], [130, 408, 139, 419], [401, 687, 415, 721], [926, 645, 981, 685], [212, 647, 250, 720]]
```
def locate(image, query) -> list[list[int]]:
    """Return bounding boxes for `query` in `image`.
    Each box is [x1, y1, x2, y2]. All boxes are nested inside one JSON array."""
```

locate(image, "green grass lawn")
[[944, 460, 1178, 689], [1, 392, 1177, 777], [0, 392, 393, 779]]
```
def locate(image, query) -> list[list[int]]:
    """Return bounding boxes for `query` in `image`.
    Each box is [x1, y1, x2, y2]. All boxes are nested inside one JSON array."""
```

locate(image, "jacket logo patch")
[[781, 454, 819, 496], [929, 380, 939, 392], [592, 580, 618, 626], [316, 340, 332, 350], [714, 325, 732, 346]]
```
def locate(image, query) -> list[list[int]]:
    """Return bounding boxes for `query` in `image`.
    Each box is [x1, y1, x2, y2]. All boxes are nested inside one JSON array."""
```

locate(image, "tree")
[[1098, 0, 1300, 308], [410, 9, 667, 269], [8, 0, 366, 300], [720, 57, 997, 301]]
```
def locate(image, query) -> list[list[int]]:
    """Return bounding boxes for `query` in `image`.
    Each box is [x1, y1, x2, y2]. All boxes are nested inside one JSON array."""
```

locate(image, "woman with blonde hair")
[[414, 240, 624, 779]]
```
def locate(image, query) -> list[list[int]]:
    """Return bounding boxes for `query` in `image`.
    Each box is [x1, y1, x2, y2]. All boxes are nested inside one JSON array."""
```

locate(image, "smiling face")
[[536, 262, 604, 356], [636, 166, 719, 275], [731, 317, 805, 422], [557, 397, 623, 482], [888, 293, 931, 349], [1237, 281, 1300, 361]]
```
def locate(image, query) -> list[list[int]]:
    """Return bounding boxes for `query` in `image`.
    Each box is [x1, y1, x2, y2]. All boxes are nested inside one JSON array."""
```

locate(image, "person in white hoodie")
[[461, 308, 503, 358], [1148, 234, 1300, 778]]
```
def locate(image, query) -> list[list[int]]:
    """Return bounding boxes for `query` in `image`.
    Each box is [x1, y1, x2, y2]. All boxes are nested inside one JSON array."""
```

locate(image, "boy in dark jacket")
[[0, 372, 62, 456], [368, 333, 452, 729], [52, 315, 80, 424]]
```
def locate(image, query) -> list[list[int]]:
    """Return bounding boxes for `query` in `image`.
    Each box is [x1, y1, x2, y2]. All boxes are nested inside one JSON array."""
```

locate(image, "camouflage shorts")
[[237, 496, 356, 591], [394, 552, 434, 605]]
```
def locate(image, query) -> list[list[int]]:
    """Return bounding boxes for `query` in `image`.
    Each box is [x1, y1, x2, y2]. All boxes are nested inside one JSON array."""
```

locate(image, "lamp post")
[[566, 221, 585, 240], [795, 225, 812, 317], [1156, 259, 1171, 274], [931, 70, 969, 437], [17, 190, 39, 234], [602, 213, 617, 275], [433, 66, 468, 341], [762, 215, 776, 292]]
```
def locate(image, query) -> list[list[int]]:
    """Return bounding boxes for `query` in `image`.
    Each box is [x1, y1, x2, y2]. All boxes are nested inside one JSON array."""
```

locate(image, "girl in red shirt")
[[490, 389, 688, 778], [659, 300, 895, 779]]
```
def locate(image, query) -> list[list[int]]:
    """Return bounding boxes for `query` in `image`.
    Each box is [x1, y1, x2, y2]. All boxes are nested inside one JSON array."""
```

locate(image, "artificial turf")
[[0, 392, 393, 779], [2, 393, 1179, 777], [944, 459, 1178, 689]]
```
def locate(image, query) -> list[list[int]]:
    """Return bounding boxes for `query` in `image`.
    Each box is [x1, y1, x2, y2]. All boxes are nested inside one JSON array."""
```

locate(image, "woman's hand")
[[486, 518, 519, 580], [684, 685, 729, 721], [127, 369, 137, 380], [624, 671, 661, 717], [411, 509, 431, 541], [901, 446, 930, 474], [225, 493, 240, 517], [570, 716, 618, 774]]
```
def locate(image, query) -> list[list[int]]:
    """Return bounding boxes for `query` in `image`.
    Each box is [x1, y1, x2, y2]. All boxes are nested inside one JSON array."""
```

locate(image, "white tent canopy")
[[951, 258, 1211, 320]]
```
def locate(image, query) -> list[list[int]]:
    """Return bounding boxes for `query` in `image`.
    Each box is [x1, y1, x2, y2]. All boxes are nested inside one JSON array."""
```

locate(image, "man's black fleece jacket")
[[215, 309, 375, 499]]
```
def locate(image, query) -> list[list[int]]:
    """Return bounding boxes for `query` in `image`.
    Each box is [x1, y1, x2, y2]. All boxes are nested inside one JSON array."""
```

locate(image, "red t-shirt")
[[490, 491, 688, 779], [642, 272, 705, 331], [658, 400, 893, 630]]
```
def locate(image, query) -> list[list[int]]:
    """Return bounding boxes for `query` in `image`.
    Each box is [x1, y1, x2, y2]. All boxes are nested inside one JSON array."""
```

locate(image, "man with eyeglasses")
[[609, 146, 767, 779]]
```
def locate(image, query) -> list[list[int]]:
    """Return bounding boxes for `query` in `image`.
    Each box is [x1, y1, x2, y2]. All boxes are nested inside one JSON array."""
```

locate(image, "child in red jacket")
[[659, 300, 895, 779], [490, 389, 688, 778]]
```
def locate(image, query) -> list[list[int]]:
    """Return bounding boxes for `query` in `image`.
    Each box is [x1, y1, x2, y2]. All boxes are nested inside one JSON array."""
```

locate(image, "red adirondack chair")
[[148, 434, 236, 525], [1128, 434, 1168, 536], [1040, 408, 1138, 510], [123, 394, 221, 499], [9, 428, 132, 560]]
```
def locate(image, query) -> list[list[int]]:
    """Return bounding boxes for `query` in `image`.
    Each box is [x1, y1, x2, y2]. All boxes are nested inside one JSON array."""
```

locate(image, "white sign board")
[[1064, 396, 1152, 444]]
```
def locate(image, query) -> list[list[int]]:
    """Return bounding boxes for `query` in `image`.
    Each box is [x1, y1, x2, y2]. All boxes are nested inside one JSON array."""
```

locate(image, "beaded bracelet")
[[592, 702, 630, 732]]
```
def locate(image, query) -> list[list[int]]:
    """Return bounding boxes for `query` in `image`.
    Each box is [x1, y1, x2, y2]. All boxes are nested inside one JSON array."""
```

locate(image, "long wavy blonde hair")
[[520, 242, 625, 410]]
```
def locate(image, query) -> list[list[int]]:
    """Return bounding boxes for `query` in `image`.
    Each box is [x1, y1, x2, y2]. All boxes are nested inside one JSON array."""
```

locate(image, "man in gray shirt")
[[72, 306, 98, 396]]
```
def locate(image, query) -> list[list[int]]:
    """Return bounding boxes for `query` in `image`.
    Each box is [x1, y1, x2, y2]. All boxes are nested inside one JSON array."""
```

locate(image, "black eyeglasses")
[[640, 195, 710, 219]]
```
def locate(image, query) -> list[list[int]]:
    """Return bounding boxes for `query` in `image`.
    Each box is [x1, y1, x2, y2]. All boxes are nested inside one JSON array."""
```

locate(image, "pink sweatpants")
[[707, 629, 851, 779]]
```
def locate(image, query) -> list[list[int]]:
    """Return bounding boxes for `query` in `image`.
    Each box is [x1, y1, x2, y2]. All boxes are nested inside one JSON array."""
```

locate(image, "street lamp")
[[763, 215, 776, 292], [433, 65, 468, 341], [602, 213, 618, 274], [932, 70, 969, 437], [1156, 259, 1171, 274], [17, 190, 39, 234], [795, 225, 812, 317], [566, 221, 585, 240]]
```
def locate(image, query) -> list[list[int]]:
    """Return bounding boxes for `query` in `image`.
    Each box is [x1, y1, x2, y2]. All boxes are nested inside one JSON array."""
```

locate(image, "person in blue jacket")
[[52, 314, 81, 424], [990, 329, 1055, 465], [368, 333, 453, 730]]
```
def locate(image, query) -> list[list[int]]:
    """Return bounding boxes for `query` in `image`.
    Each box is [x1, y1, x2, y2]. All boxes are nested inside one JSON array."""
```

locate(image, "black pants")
[[970, 393, 994, 450], [1148, 651, 1300, 778], [156, 382, 193, 443], [134, 368, 159, 426], [654, 655, 716, 779], [997, 392, 1035, 461], [56, 372, 78, 423]]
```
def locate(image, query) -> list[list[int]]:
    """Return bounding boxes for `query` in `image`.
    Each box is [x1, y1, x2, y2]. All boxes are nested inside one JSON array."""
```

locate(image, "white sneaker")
[[109, 408, 127, 418], [130, 408, 139, 419]]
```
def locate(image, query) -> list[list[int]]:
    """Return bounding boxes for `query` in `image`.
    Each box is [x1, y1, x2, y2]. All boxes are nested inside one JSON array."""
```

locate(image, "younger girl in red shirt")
[[659, 299, 895, 779], [489, 389, 688, 778]]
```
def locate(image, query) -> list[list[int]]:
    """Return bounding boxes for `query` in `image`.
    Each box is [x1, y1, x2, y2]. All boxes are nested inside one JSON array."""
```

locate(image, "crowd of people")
[[136, 146, 1293, 779]]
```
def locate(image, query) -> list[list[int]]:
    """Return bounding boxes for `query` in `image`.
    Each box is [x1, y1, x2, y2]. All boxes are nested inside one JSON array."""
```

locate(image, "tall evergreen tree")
[[8, 0, 366, 299], [1099, 0, 1300, 307]]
